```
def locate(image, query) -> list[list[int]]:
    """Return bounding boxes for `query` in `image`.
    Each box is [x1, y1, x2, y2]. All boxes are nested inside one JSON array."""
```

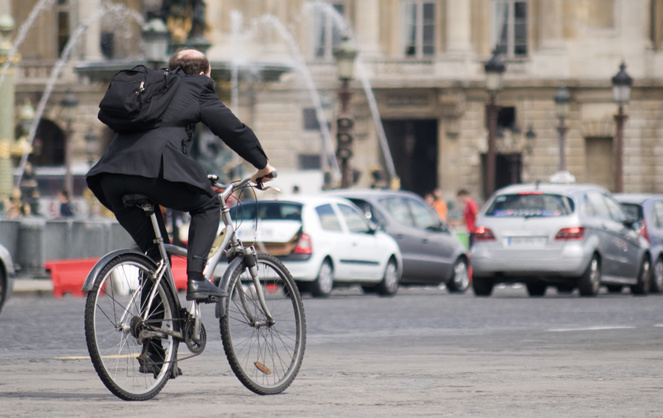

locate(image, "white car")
[[224, 195, 403, 297]]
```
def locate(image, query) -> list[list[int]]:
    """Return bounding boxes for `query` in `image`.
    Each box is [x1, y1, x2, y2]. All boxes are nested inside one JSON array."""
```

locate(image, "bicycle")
[[82, 173, 306, 401]]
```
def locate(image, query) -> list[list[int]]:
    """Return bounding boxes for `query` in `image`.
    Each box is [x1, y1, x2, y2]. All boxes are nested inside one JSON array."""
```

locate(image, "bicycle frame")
[[82, 176, 276, 334]]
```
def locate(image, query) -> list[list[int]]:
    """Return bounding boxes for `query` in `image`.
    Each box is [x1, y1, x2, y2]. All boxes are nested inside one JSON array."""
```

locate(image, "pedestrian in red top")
[[457, 189, 479, 248]]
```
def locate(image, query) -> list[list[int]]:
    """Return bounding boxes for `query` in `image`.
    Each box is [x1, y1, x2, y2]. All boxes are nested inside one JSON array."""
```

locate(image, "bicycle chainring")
[[184, 318, 207, 354]]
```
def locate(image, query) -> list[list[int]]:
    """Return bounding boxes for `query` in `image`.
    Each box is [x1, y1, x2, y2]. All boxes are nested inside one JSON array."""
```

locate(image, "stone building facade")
[[5, 0, 663, 205]]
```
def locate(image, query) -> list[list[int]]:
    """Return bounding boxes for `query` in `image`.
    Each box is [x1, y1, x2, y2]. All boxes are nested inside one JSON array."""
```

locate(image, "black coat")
[[86, 74, 268, 208]]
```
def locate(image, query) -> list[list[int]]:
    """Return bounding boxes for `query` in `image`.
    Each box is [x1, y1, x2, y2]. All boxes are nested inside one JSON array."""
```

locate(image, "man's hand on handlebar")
[[252, 163, 277, 187]]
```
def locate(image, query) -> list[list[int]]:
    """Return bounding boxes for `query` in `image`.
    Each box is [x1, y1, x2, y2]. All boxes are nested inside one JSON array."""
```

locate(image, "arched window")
[[28, 120, 65, 167]]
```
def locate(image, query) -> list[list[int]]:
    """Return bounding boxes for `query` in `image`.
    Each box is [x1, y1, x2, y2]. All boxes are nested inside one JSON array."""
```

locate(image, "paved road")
[[1, 285, 662, 417]]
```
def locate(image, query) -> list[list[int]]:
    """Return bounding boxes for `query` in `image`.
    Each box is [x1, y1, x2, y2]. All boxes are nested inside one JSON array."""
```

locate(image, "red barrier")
[[45, 256, 189, 298], [45, 259, 98, 298]]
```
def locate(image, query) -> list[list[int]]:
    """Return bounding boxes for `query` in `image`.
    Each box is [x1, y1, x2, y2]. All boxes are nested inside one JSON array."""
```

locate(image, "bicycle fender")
[[215, 255, 245, 319], [81, 249, 151, 292]]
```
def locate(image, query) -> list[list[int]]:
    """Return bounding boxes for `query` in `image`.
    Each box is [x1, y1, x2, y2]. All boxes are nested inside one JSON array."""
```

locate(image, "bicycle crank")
[[184, 319, 206, 354]]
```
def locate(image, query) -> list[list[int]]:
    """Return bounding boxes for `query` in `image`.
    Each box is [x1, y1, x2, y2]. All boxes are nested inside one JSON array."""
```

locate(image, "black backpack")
[[98, 65, 183, 133]]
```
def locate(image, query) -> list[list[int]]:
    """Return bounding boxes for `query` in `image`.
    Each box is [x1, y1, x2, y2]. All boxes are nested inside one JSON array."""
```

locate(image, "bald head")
[[168, 48, 211, 76]]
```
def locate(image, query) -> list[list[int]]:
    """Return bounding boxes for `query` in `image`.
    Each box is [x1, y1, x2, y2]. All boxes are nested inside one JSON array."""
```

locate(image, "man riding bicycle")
[[86, 48, 275, 374]]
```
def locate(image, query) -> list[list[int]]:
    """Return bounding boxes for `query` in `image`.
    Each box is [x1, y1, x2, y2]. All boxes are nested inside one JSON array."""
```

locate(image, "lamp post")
[[611, 62, 632, 193], [0, 13, 15, 200], [60, 90, 78, 197], [483, 48, 505, 198], [554, 86, 570, 172], [142, 15, 170, 69], [333, 36, 358, 189]]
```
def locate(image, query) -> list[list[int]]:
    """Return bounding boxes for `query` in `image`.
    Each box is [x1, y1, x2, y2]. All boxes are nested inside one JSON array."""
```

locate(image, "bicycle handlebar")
[[207, 171, 279, 200]]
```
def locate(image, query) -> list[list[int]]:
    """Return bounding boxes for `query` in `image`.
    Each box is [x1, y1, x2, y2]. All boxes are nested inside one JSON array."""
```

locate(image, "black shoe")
[[186, 279, 226, 302], [138, 344, 182, 379]]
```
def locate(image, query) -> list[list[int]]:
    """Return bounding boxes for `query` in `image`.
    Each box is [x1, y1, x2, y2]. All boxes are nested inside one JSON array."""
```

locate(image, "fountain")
[[306, 0, 397, 186], [0, 0, 56, 90], [14, 2, 145, 188]]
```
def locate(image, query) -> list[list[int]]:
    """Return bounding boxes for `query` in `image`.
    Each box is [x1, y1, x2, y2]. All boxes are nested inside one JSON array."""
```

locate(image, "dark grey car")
[[615, 193, 663, 293], [328, 189, 470, 292], [0, 243, 15, 315]]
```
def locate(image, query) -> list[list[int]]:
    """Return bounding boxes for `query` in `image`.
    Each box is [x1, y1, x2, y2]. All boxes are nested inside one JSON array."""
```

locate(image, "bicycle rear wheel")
[[84, 253, 179, 401], [220, 253, 306, 395]]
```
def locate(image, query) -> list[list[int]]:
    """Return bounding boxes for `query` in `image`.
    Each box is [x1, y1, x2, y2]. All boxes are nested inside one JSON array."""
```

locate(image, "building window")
[[493, 0, 528, 58], [298, 154, 321, 170], [57, 0, 71, 56], [303, 108, 320, 131], [402, 0, 435, 58], [313, 0, 345, 59]]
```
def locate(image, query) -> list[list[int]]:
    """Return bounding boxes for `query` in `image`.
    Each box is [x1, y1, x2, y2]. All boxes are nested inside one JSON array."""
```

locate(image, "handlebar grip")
[[256, 171, 277, 190]]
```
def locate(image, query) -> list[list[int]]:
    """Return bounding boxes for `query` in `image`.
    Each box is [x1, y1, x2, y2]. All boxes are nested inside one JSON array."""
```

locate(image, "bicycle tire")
[[84, 253, 179, 401], [220, 253, 306, 395]]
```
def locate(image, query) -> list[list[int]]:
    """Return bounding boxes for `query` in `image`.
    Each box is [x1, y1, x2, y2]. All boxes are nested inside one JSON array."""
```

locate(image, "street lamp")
[[14, 99, 35, 157], [483, 47, 505, 198], [554, 86, 570, 172], [611, 62, 632, 193], [333, 36, 358, 188], [60, 90, 78, 197], [142, 15, 170, 68]]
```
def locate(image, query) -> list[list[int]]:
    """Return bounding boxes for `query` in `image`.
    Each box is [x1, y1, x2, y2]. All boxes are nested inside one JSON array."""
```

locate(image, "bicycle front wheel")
[[84, 253, 179, 401], [220, 253, 306, 395]]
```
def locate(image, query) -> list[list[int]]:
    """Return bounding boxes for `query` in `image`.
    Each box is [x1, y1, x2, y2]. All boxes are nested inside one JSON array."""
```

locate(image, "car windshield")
[[485, 192, 573, 217], [230, 202, 303, 221]]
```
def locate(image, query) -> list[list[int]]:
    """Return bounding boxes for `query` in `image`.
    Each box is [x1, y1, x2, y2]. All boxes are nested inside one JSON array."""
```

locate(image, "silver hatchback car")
[[471, 183, 651, 297]]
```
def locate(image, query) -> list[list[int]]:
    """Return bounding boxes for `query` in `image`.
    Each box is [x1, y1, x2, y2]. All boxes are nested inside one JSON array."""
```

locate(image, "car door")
[[376, 196, 448, 282], [335, 202, 386, 280], [404, 195, 456, 281], [314, 203, 352, 279], [583, 191, 619, 277], [603, 194, 643, 279]]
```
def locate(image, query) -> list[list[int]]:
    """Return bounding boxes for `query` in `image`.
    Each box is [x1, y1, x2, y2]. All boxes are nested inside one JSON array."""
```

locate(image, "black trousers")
[[98, 174, 220, 275]]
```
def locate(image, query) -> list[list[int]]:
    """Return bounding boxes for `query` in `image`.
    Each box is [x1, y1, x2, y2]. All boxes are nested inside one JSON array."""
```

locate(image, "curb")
[[12, 277, 55, 298]]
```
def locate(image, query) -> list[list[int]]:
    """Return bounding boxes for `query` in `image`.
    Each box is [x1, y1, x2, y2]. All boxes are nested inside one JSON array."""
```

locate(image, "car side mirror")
[[622, 217, 639, 229]]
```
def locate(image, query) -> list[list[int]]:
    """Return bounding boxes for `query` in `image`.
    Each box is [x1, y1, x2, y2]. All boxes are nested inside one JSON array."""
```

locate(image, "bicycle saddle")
[[122, 194, 155, 209]]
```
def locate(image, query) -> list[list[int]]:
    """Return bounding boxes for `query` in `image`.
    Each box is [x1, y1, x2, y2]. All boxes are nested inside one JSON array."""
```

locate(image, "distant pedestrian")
[[432, 189, 447, 221], [58, 189, 75, 218], [457, 189, 479, 248]]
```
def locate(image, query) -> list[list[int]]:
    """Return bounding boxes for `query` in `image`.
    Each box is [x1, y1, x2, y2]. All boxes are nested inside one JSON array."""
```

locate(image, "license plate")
[[503, 236, 547, 248]]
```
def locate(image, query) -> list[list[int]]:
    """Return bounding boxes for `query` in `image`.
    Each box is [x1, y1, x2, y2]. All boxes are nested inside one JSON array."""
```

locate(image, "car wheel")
[[310, 259, 333, 298], [376, 258, 399, 297], [526, 282, 546, 297], [446, 258, 470, 293], [472, 276, 494, 297], [578, 255, 601, 297], [606, 285, 623, 293], [652, 257, 663, 293], [631, 257, 651, 295]]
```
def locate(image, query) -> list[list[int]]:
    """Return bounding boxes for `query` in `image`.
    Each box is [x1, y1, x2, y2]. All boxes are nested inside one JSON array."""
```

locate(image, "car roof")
[[325, 189, 421, 200], [251, 194, 362, 207], [613, 193, 663, 204], [492, 183, 610, 196]]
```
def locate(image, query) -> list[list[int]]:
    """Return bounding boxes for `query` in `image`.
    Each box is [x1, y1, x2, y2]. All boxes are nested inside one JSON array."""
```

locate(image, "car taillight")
[[639, 223, 649, 241], [293, 233, 312, 254], [555, 227, 586, 240], [474, 226, 495, 241]]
